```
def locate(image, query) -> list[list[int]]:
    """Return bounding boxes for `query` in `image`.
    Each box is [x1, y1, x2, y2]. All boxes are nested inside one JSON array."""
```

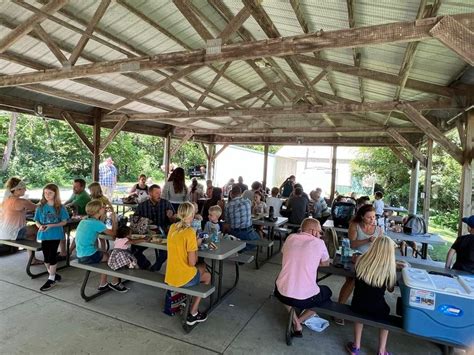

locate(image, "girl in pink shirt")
[[275, 218, 332, 337]]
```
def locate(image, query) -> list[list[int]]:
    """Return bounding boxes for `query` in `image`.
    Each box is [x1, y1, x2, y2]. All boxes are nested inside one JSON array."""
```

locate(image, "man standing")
[[99, 157, 117, 200], [224, 186, 259, 245], [133, 184, 175, 271], [235, 176, 248, 193]]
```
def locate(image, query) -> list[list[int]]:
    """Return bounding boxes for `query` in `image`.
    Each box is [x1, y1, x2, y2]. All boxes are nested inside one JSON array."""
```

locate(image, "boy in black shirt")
[[446, 215, 474, 273]]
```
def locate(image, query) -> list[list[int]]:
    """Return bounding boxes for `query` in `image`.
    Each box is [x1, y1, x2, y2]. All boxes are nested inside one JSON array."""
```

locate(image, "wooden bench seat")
[[284, 301, 465, 354], [70, 260, 215, 333]]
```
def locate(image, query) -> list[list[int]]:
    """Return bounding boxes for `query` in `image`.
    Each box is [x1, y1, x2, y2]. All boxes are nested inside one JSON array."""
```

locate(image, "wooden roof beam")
[[1, 12, 473, 87], [61, 111, 94, 153], [170, 130, 194, 157], [0, 0, 67, 54], [401, 102, 464, 163], [346, 0, 365, 103], [103, 98, 460, 122], [430, 15, 474, 65], [33, 24, 68, 65], [194, 62, 231, 109], [387, 127, 426, 166], [68, 0, 111, 66], [389, 146, 413, 168]]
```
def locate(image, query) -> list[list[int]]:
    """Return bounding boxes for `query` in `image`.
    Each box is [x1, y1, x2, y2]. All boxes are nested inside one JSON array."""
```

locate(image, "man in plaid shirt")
[[99, 157, 117, 200], [224, 185, 260, 247]]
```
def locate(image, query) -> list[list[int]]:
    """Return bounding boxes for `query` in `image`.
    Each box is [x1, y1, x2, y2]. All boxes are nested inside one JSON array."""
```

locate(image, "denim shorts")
[[182, 270, 200, 287], [16, 227, 27, 240], [78, 250, 103, 264]]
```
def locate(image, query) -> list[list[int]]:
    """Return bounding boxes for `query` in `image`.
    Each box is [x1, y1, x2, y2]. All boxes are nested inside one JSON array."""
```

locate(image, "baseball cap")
[[461, 215, 474, 228]]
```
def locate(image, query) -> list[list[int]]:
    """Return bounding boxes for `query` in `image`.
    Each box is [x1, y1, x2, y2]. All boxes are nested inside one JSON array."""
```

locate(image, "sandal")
[[346, 342, 360, 355]]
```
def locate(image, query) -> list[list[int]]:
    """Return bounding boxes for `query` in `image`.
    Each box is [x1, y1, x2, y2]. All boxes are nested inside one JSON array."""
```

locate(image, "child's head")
[[254, 191, 263, 202], [271, 187, 279, 197], [85, 200, 104, 217], [116, 226, 131, 239], [176, 202, 195, 230], [88, 182, 104, 199], [462, 215, 474, 233], [374, 191, 384, 200], [41, 183, 62, 213], [208, 205, 222, 222], [356, 236, 396, 289], [138, 174, 146, 184]]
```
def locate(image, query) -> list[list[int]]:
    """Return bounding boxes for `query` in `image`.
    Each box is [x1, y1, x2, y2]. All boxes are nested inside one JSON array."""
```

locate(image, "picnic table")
[[385, 230, 446, 259], [111, 200, 138, 215], [100, 235, 245, 308], [251, 216, 288, 268], [323, 219, 349, 234], [384, 206, 408, 214]]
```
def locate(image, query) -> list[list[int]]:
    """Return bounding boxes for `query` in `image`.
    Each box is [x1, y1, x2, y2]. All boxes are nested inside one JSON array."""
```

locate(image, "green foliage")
[[172, 142, 206, 170]]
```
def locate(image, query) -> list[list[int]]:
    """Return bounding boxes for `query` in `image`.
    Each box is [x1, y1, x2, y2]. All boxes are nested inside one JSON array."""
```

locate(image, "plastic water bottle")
[[341, 238, 350, 262]]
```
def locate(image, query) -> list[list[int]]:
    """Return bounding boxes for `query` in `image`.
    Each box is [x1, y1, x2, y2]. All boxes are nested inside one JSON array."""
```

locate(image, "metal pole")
[[263, 144, 269, 190]]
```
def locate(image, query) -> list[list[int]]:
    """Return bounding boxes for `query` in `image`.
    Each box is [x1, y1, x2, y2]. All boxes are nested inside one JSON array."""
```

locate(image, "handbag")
[[163, 290, 186, 316]]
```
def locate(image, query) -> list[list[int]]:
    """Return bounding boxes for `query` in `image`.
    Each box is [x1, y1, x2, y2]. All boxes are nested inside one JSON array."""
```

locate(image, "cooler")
[[399, 268, 474, 347]]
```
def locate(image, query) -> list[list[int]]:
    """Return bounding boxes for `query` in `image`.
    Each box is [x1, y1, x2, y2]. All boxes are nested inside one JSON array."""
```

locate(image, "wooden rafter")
[[191, 126, 420, 135], [210, 135, 398, 146], [401, 103, 464, 163], [346, 0, 365, 103], [218, 6, 251, 43], [0, 0, 67, 54], [216, 87, 270, 109], [386, 128, 426, 166], [389, 146, 413, 168], [201, 143, 210, 161], [430, 15, 474, 65], [68, 0, 111, 66], [213, 144, 229, 160], [61, 111, 94, 153], [99, 115, 129, 154], [170, 130, 194, 157], [103, 98, 459, 122], [2, 12, 472, 88], [33, 24, 68, 65], [194, 62, 231, 109]]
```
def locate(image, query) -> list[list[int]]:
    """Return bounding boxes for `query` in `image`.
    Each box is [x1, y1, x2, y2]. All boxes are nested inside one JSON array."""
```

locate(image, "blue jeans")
[[230, 227, 259, 251], [182, 270, 200, 287]]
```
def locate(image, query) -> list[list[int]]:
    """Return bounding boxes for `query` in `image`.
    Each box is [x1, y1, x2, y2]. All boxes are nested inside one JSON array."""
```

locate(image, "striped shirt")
[[136, 198, 173, 232], [98, 163, 117, 187], [225, 196, 252, 229]]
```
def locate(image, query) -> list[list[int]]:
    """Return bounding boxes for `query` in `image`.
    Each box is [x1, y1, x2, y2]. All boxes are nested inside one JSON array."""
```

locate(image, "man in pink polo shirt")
[[275, 218, 332, 336]]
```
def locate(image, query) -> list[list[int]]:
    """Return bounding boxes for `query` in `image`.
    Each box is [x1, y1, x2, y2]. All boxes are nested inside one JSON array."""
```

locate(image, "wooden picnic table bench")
[[70, 260, 215, 333], [285, 301, 466, 354]]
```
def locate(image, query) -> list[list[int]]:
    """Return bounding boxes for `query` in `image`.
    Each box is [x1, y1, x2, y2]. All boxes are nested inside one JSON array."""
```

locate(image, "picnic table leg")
[[182, 295, 193, 333], [79, 270, 111, 302], [210, 259, 216, 305], [217, 260, 223, 301], [421, 243, 428, 259], [255, 245, 261, 270], [286, 307, 294, 346], [269, 226, 275, 257], [26, 252, 48, 279]]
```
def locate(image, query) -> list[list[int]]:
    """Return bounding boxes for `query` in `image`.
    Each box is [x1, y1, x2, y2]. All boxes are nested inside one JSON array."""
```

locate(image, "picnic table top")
[[385, 230, 446, 245], [252, 216, 288, 227]]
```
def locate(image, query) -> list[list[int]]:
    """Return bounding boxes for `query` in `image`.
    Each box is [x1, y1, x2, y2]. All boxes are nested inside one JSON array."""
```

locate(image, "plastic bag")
[[303, 315, 329, 332]]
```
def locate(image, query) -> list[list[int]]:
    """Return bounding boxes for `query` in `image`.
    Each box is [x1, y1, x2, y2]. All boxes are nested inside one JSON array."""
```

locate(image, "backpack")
[[130, 215, 151, 234], [331, 202, 356, 228], [403, 215, 427, 235]]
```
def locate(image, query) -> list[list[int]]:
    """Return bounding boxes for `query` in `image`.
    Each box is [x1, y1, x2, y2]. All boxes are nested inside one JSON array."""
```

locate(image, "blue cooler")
[[400, 268, 474, 347]]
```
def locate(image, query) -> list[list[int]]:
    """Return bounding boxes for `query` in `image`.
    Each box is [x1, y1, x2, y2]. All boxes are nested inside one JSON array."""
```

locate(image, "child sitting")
[[75, 200, 127, 293], [191, 202, 203, 233], [253, 191, 268, 238], [108, 226, 144, 270], [203, 205, 222, 236], [446, 215, 474, 273], [346, 236, 396, 355], [266, 187, 283, 217], [165, 202, 211, 326]]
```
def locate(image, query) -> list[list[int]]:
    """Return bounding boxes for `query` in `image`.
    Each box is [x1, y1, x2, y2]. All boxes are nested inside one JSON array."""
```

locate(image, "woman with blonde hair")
[[165, 201, 211, 326], [88, 182, 112, 252], [346, 236, 396, 355]]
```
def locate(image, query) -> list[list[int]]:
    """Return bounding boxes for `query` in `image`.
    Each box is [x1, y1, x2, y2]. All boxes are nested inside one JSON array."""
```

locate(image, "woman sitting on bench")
[[346, 236, 396, 355], [274, 218, 332, 337]]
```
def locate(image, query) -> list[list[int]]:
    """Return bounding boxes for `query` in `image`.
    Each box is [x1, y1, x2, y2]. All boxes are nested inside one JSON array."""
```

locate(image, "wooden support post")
[[408, 158, 420, 215], [459, 110, 473, 235], [207, 144, 216, 181], [329, 146, 337, 204], [92, 108, 102, 181], [163, 132, 171, 179], [423, 139, 433, 228], [263, 144, 269, 190]]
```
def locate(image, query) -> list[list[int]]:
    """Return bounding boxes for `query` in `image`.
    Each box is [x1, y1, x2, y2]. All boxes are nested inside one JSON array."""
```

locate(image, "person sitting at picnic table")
[[128, 174, 149, 203], [285, 186, 309, 226], [373, 191, 385, 229], [88, 182, 113, 252], [274, 218, 332, 337], [201, 187, 225, 226], [222, 178, 234, 197], [336, 204, 383, 325], [346, 236, 397, 355], [64, 178, 91, 216], [205, 180, 213, 198], [280, 175, 295, 198], [162, 167, 190, 212], [76, 200, 127, 293], [188, 178, 205, 204], [242, 181, 262, 202], [266, 187, 283, 217], [165, 202, 211, 326], [235, 176, 248, 193], [445, 215, 474, 273], [224, 185, 260, 245], [0, 177, 40, 265], [133, 184, 175, 271], [309, 188, 331, 226]]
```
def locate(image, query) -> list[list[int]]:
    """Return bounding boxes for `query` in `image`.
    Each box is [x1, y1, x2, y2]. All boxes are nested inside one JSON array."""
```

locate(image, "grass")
[[428, 222, 457, 262]]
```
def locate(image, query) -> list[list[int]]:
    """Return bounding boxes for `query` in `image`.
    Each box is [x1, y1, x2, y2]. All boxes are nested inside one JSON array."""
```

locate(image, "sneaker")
[[54, 274, 62, 282], [40, 279, 56, 291], [186, 311, 208, 326], [97, 283, 109, 291], [345, 342, 360, 355], [109, 282, 129, 293]]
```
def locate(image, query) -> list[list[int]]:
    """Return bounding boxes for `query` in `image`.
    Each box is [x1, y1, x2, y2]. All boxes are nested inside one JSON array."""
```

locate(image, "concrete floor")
[[0, 249, 449, 355]]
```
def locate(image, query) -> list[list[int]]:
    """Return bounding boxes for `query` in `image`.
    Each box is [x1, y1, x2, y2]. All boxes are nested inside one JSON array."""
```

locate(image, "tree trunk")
[[1, 112, 18, 172]]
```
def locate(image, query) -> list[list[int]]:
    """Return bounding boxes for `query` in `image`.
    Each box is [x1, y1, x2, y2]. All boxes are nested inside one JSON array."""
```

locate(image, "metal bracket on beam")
[[206, 38, 222, 55]]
